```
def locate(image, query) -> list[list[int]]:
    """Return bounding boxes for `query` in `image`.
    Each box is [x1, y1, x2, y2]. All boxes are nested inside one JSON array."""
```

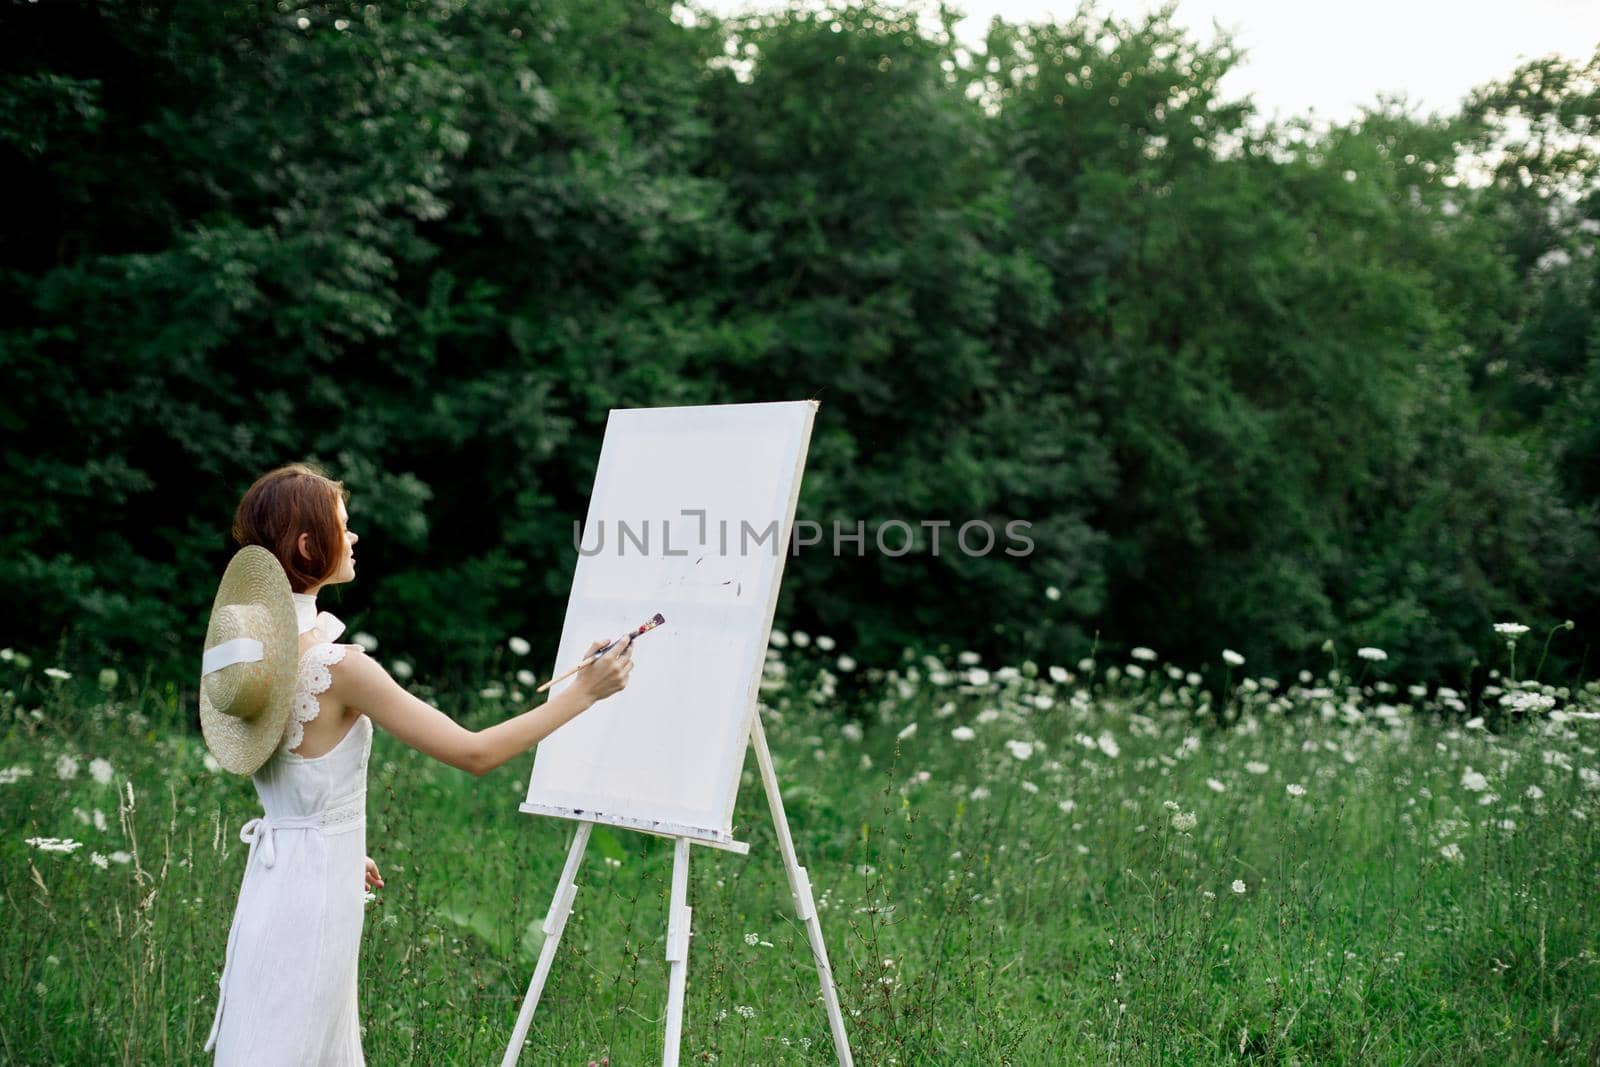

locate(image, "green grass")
[[3, 642, 1599, 1064]]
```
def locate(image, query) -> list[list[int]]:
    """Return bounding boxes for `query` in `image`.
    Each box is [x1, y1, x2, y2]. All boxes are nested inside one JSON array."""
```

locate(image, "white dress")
[[205, 613, 370, 1065]]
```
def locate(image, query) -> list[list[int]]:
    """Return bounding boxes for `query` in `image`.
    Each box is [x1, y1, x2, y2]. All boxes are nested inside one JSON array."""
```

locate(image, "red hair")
[[231, 463, 349, 593]]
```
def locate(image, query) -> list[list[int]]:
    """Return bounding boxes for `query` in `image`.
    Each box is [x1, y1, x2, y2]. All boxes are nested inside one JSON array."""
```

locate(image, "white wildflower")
[[1096, 732, 1120, 759], [352, 632, 378, 653], [26, 837, 84, 854], [1356, 647, 1387, 662], [1206, 777, 1226, 792], [1245, 761, 1269, 775], [1231, 879, 1246, 894], [390, 660, 413, 681], [836, 655, 857, 672], [1440, 843, 1463, 862], [44, 667, 72, 681], [1048, 665, 1069, 683], [1171, 810, 1197, 832], [89, 758, 113, 785], [1131, 647, 1157, 662], [90, 852, 108, 869], [1493, 622, 1528, 636], [840, 722, 864, 743], [55, 755, 79, 781], [769, 630, 789, 648], [1045, 586, 1061, 601], [951, 726, 976, 742], [896, 722, 917, 741], [1005, 739, 1034, 761], [1286, 783, 1306, 797], [1222, 649, 1245, 667], [791, 631, 810, 648], [515, 669, 536, 687], [815, 635, 836, 651], [0, 766, 34, 786], [1461, 768, 1489, 793], [1502, 691, 1556, 713]]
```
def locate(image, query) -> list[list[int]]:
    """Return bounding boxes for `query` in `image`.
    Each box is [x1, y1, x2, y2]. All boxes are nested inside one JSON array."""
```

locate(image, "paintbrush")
[[536, 612, 665, 694]]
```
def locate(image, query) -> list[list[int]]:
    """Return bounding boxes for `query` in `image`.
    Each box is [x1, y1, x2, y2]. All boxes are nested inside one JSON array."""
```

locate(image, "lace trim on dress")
[[320, 788, 367, 833], [280, 643, 351, 757]]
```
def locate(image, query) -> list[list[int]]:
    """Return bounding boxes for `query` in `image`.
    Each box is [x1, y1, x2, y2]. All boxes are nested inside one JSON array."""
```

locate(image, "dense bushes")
[[2, 1, 1595, 693]]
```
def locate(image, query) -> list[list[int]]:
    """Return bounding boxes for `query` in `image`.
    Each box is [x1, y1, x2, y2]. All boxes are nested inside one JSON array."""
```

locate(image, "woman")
[[203, 462, 633, 1064]]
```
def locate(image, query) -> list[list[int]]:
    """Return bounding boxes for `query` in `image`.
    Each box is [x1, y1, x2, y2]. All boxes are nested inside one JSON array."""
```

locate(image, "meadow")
[[3, 627, 1597, 1064]]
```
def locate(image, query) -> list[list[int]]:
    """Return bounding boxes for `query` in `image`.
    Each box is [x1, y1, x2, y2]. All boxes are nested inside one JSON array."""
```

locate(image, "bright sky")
[[699, 0, 1600, 123]]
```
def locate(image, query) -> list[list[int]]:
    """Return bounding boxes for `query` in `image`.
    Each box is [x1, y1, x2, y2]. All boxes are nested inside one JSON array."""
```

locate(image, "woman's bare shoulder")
[[327, 643, 376, 673], [326, 645, 405, 702]]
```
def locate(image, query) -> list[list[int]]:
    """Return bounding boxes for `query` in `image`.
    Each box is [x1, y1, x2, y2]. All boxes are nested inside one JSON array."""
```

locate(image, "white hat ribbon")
[[201, 637, 264, 677]]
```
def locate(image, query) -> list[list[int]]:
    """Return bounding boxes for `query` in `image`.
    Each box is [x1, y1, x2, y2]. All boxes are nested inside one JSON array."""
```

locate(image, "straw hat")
[[198, 546, 299, 775]]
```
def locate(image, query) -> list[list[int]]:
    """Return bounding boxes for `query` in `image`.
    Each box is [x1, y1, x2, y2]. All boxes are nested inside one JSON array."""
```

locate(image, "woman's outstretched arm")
[[328, 638, 633, 776]]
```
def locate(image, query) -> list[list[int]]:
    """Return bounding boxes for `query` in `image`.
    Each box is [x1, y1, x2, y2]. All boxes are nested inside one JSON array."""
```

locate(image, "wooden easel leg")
[[662, 836, 693, 1067], [750, 714, 855, 1067], [501, 821, 593, 1067]]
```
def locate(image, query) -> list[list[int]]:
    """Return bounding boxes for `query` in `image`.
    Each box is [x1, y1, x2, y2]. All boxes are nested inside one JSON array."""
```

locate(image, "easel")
[[500, 711, 855, 1067]]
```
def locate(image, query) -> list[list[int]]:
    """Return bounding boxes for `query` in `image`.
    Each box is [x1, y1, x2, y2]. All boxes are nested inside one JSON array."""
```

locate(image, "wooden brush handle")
[[535, 612, 664, 694]]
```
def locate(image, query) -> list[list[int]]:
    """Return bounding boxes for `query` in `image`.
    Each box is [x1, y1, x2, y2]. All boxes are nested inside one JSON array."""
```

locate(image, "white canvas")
[[522, 400, 817, 846]]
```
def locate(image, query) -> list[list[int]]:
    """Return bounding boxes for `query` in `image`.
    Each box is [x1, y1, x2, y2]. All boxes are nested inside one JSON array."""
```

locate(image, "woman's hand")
[[572, 636, 633, 705], [364, 856, 384, 891]]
